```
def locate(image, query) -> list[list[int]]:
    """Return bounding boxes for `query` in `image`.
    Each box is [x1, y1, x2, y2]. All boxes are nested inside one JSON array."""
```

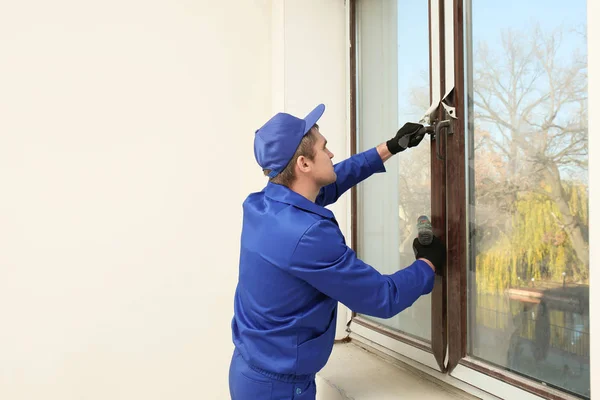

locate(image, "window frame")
[[347, 1, 589, 399], [348, 0, 448, 372]]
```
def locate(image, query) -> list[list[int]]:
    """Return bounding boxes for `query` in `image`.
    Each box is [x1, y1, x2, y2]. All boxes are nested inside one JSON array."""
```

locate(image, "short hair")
[[263, 125, 318, 187]]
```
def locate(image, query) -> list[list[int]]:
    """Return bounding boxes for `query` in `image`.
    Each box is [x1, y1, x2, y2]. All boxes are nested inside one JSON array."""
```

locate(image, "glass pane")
[[465, 1, 590, 397], [356, 0, 432, 341]]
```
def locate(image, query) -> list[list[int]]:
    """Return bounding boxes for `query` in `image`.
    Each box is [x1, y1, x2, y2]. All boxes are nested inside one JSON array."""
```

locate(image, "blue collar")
[[264, 182, 335, 220]]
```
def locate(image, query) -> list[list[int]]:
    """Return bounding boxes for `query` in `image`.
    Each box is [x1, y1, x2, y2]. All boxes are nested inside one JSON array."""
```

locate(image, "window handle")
[[434, 120, 453, 161]]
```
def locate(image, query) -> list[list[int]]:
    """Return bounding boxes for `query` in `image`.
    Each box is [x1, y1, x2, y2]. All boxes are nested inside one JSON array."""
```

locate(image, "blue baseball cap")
[[254, 104, 325, 178]]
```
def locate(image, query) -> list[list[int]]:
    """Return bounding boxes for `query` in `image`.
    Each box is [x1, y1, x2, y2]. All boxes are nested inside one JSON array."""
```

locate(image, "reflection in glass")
[[356, 0, 432, 341], [465, 1, 589, 397]]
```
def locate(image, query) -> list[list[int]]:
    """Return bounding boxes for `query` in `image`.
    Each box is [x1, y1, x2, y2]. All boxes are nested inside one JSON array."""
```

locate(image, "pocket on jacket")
[[232, 372, 273, 400], [296, 319, 336, 375]]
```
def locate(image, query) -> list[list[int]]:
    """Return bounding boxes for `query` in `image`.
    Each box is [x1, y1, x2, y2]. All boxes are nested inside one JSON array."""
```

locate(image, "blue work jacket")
[[231, 147, 435, 377]]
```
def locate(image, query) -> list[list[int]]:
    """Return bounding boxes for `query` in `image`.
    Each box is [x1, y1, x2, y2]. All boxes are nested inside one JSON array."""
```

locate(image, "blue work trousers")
[[228, 349, 317, 400]]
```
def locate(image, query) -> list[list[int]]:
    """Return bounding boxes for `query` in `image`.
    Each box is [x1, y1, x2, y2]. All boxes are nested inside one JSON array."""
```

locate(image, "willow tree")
[[472, 25, 588, 285]]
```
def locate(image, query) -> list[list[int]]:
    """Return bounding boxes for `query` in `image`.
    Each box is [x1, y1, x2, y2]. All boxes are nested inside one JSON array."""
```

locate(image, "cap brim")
[[303, 104, 325, 134]]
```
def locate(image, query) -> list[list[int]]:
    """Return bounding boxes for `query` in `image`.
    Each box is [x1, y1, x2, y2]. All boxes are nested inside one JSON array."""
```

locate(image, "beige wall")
[[0, 0, 272, 399], [0, 0, 349, 399]]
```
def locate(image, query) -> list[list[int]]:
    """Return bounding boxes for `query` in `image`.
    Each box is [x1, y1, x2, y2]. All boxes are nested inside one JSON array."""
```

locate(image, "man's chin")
[[327, 173, 337, 185], [318, 174, 337, 187]]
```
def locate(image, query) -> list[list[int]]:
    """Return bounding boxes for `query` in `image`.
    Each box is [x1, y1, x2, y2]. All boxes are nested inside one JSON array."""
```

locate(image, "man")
[[229, 104, 445, 399]]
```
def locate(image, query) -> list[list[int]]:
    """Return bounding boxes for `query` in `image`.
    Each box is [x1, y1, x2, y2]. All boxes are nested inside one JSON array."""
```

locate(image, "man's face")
[[308, 129, 336, 187]]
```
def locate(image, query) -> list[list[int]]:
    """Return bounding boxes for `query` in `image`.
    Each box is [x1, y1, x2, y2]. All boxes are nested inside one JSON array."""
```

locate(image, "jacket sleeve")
[[288, 219, 434, 319], [315, 147, 385, 207]]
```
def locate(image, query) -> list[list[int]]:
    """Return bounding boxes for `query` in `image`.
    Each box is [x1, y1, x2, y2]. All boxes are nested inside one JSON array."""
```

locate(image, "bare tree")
[[473, 25, 588, 274], [396, 82, 431, 253]]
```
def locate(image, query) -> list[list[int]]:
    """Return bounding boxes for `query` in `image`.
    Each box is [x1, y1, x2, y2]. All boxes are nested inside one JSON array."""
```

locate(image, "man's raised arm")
[[315, 122, 425, 207]]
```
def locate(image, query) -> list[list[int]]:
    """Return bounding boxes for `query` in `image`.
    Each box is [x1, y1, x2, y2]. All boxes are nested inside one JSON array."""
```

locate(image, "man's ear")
[[296, 155, 311, 173]]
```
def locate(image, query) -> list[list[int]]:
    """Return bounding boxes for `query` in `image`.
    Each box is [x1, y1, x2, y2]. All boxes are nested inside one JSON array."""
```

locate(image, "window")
[[354, 0, 433, 341], [348, 1, 590, 398]]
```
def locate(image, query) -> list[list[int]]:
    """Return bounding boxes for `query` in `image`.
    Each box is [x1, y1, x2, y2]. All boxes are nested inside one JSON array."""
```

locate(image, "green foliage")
[[476, 183, 589, 294]]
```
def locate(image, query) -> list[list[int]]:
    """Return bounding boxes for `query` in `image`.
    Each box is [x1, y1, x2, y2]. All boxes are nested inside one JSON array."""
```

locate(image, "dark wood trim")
[[445, 0, 467, 374], [459, 358, 586, 400], [333, 336, 352, 344], [348, 0, 358, 320], [352, 316, 433, 354], [429, 0, 448, 374]]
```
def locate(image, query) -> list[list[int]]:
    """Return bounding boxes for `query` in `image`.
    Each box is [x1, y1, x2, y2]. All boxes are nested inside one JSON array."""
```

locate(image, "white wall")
[[0, 1, 272, 399], [0, 0, 350, 399]]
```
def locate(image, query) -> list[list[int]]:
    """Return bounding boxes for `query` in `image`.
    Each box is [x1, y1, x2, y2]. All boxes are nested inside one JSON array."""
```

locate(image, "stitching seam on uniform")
[[289, 220, 322, 262], [289, 220, 320, 376]]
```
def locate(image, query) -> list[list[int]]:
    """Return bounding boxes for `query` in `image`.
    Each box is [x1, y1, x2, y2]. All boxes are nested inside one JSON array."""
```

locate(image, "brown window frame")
[[347, 0, 587, 399]]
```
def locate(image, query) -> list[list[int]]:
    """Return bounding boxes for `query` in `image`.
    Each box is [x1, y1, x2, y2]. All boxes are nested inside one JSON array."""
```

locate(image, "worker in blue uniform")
[[229, 104, 446, 399]]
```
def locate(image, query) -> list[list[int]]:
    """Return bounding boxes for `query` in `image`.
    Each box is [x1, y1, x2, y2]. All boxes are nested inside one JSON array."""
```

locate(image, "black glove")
[[412, 235, 446, 275], [386, 122, 426, 154]]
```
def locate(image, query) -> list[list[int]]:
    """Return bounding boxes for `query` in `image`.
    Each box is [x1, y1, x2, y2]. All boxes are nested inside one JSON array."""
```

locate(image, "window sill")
[[316, 342, 482, 400]]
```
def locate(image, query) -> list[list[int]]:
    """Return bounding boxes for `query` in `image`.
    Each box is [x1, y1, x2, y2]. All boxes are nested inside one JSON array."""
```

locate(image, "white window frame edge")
[[339, 0, 354, 335], [349, 323, 494, 399], [429, 0, 442, 119], [350, 319, 441, 372], [350, 323, 553, 400], [443, 0, 454, 97]]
